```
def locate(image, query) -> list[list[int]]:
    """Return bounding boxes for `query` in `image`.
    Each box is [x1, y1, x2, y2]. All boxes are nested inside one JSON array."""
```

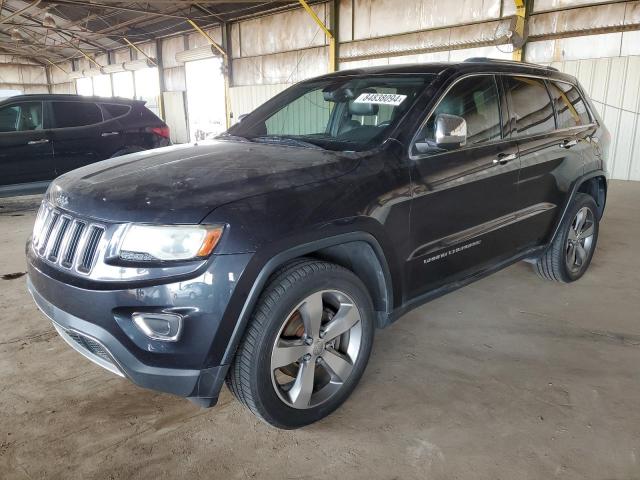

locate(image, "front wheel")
[[226, 259, 375, 429]]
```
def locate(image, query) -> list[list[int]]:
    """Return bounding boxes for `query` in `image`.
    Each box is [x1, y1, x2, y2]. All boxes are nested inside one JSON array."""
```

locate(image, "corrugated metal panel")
[[229, 83, 289, 119], [533, 0, 610, 12], [238, 4, 328, 57], [352, 0, 501, 40], [526, 33, 624, 63], [549, 55, 640, 181], [232, 46, 327, 86]]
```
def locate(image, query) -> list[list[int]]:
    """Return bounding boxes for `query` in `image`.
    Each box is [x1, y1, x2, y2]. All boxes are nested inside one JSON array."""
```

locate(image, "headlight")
[[118, 225, 224, 262]]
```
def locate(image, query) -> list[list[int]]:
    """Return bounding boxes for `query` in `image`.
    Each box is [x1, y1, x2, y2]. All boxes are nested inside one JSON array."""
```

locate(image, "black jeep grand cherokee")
[[27, 59, 609, 429]]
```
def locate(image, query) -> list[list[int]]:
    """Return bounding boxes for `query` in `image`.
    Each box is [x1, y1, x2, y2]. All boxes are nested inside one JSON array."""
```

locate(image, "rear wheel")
[[535, 193, 599, 282], [226, 259, 374, 429]]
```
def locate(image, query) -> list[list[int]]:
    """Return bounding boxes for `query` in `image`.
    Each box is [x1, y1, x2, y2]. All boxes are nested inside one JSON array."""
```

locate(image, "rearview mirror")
[[435, 113, 467, 148]]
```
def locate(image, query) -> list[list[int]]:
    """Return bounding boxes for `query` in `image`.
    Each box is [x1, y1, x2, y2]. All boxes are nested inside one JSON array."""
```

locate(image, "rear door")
[[48, 100, 115, 175], [0, 101, 54, 187], [502, 75, 592, 248], [406, 74, 521, 299]]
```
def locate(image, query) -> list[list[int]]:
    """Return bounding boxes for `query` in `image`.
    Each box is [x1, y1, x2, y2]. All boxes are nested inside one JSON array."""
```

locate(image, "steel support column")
[[299, 0, 336, 72], [512, 0, 527, 61]]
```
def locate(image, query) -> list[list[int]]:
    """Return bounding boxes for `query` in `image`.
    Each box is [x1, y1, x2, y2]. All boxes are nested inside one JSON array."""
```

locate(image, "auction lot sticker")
[[353, 93, 407, 106]]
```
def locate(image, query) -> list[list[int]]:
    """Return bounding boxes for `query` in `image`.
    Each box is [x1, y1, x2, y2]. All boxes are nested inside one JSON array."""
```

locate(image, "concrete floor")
[[1, 181, 639, 479]]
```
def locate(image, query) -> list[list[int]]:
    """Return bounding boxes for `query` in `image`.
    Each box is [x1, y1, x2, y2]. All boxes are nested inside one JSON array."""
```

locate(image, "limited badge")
[[353, 93, 407, 106]]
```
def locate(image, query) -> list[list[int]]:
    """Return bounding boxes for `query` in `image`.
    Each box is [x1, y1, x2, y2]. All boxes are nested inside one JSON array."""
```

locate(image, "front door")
[[406, 74, 521, 300], [0, 101, 54, 187]]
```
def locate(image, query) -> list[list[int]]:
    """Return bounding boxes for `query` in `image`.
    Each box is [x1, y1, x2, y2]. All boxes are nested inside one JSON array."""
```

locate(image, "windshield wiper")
[[250, 135, 324, 150]]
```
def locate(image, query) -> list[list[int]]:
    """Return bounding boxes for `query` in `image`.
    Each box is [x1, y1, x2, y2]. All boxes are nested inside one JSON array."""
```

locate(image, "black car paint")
[[26, 61, 609, 407], [0, 95, 169, 195]]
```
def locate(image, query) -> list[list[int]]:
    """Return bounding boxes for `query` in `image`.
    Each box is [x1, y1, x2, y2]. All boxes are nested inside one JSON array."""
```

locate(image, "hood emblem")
[[53, 191, 70, 208]]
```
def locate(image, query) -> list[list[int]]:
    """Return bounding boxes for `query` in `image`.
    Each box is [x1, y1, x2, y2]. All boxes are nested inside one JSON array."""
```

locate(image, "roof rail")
[[463, 57, 559, 72]]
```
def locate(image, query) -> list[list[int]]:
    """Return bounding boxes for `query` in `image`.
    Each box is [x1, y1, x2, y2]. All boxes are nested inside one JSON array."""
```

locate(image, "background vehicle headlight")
[[119, 225, 224, 261]]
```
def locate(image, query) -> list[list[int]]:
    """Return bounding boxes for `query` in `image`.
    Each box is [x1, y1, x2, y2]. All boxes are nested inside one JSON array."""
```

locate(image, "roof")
[[0, 0, 325, 65], [313, 58, 574, 83], [0, 93, 141, 104]]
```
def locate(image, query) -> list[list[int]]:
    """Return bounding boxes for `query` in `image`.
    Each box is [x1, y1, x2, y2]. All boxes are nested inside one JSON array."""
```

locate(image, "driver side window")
[[413, 75, 501, 155]]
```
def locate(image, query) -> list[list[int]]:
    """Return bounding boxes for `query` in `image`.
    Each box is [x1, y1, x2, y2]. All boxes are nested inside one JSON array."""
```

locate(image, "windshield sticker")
[[354, 93, 407, 106]]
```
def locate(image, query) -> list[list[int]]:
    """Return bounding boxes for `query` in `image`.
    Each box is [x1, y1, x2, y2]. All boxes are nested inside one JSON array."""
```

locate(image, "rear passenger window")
[[51, 102, 102, 128], [503, 76, 555, 137], [548, 81, 591, 129], [101, 104, 130, 119]]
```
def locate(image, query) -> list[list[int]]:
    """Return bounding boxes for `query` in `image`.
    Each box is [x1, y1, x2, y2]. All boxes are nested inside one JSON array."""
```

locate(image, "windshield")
[[225, 74, 435, 151]]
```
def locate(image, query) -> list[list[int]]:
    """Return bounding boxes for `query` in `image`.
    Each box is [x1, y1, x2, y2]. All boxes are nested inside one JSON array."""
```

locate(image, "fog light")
[[132, 312, 183, 342]]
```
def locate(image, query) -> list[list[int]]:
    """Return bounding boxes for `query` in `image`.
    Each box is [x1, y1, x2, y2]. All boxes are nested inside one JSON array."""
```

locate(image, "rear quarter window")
[[548, 81, 591, 129], [101, 103, 131, 119]]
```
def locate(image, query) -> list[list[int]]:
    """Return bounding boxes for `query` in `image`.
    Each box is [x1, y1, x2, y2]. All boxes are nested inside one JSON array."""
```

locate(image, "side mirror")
[[435, 113, 467, 148], [237, 114, 249, 123]]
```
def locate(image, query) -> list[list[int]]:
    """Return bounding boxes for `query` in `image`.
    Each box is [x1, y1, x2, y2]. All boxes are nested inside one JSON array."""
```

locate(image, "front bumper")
[[28, 277, 228, 406]]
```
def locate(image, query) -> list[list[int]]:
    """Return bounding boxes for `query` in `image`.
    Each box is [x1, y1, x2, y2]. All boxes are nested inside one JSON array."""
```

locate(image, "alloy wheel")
[[270, 290, 362, 409], [566, 206, 595, 273]]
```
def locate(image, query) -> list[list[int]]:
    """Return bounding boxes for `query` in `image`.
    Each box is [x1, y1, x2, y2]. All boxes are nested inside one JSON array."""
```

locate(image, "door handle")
[[101, 131, 119, 137], [493, 153, 517, 165], [27, 139, 49, 145], [560, 139, 578, 149]]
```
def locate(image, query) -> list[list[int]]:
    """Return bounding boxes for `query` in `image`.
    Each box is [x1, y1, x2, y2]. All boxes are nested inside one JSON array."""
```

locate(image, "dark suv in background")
[[26, 59, 609, 429], [0, 94, 170, 196]]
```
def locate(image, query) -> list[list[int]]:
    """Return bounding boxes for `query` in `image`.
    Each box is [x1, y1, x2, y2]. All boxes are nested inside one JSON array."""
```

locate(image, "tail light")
[[149, 126, 170, 139]]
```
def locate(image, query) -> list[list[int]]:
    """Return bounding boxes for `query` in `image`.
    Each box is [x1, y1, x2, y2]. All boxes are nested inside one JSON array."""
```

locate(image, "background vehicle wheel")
[[110, 146, 143, 158], [226, 259, 375, 429], [535, 193, 599, 283]]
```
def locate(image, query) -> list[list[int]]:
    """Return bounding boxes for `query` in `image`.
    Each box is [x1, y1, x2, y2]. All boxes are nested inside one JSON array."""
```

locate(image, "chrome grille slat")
[[78, 225, 104, 273], [31, 203, 106, 275], [48, 216, 71, 262], [39, 212, 60, 256], [61, 221, 85, 268]]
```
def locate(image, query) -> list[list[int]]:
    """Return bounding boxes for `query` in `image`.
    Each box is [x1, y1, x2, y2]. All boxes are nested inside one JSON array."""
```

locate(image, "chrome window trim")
[[409, 71, 597, 161]]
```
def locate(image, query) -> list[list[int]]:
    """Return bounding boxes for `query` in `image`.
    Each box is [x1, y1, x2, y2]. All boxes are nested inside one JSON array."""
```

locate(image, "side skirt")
[[384, 245, 547, 326]]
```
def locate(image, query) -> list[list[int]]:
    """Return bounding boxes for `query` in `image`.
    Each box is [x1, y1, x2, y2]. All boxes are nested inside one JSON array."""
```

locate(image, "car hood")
[[48, 141, 360, 224]]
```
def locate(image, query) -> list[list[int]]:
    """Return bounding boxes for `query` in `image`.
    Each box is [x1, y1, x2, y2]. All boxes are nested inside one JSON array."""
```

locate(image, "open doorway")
[[185, 58, 226, 142]]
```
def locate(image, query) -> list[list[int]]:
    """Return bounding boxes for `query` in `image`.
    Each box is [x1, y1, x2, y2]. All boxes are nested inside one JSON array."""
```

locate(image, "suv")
[[0, 94, 170, 196], [26, 59, 609, 429]]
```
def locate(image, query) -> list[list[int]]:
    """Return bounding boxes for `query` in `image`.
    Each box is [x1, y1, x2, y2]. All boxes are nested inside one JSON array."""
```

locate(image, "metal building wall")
[[0, 55, 49, 94], [545, 56, 640, 181]]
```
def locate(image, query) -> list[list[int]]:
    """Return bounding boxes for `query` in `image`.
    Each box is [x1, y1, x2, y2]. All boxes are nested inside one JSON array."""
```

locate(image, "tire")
[[110, 146, 143, 158], [226, 258, 375, 429], [535, 193, 599, 283]]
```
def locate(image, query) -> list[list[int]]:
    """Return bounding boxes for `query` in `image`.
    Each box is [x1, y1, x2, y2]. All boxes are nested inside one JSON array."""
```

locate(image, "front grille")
[[32, 204, 105, 275], [66, 330, 114, 365]]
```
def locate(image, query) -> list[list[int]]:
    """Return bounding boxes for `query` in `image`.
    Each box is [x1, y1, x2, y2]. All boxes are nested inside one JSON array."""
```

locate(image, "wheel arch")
[[220, 232, 395, 365], [549, 170, 607, 245]]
